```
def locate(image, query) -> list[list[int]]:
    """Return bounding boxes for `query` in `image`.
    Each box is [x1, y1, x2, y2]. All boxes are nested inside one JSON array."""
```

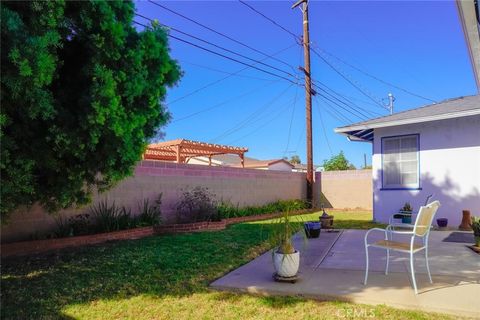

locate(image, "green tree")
[[1, 1, 181, 219], [322, 151, 356, 171], [289, 155, 301, 164]]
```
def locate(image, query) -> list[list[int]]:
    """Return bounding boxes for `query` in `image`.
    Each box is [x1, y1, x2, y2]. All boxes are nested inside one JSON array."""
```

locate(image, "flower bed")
[[1, 209, 315, 258]]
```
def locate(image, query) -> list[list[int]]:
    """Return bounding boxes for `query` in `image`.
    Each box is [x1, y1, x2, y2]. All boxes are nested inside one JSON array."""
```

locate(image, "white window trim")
[[381, 134, 420, 190]]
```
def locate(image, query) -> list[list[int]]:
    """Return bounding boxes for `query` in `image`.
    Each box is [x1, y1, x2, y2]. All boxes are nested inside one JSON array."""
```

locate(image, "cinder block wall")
[[1, 163, 373, 243], [1, 161, 307, 242], [318, 169, 373, 210]]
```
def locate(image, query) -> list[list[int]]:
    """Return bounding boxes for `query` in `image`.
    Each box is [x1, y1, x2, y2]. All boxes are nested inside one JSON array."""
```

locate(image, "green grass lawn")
[[1, 211, 455, 319]]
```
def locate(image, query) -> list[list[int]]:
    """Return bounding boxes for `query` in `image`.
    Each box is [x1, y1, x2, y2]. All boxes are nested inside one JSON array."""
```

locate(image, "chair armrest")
[[364, 228, 388, 245]]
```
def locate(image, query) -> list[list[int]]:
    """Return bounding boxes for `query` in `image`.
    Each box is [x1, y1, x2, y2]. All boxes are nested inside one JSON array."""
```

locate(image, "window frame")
[[380, 133, 421, 190]]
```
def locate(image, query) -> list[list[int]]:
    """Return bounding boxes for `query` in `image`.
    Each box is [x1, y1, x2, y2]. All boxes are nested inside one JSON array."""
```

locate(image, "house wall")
[[372, 115, 480, 226], [268, 162, 294, 171]]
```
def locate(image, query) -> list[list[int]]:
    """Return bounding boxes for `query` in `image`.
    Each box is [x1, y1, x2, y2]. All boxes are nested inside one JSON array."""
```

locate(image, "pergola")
[[144, 139, 249, 167]]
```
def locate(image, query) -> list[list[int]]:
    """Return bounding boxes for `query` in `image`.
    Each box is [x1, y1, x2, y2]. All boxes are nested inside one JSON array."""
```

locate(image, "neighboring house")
[[292, 163, 324, 173], [335, 95, 480, 226], [189, 154, 294, 171]]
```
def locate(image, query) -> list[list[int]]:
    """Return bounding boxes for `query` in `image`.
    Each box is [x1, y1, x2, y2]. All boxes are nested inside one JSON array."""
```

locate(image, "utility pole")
[[292, 0, 314, 207]]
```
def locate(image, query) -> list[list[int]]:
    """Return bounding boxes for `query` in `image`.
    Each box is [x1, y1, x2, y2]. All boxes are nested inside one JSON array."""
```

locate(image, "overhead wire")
[[166, 44, 297, 105], [147, 0, 297, 73], [311, 46, 385, 109], [238, 0, 299, 40], [313, 98, 333, 156], [133, 20, 298, 85], [318, 48, 437, 103], [227, 95, 297, 144], [283, 85, 299, 157], [211, 84, 294, 142], [135, 14, 297, 79], [171, 80, 280, 123], [312, 80, 383, 117], [179, 60, 278, 81]]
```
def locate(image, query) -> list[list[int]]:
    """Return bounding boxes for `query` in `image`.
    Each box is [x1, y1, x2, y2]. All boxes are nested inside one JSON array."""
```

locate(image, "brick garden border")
[[1, 209, 315, 258]]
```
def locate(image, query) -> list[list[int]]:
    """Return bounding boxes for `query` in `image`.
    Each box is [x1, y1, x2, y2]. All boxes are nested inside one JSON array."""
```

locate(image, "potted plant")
[[471, 216, 480, 247], [270, 210, 305, 278], [304, 221, 321, 238], [319, 204, 334, 229], [399, 202, 413, 224], [436, 218, 448, 228]]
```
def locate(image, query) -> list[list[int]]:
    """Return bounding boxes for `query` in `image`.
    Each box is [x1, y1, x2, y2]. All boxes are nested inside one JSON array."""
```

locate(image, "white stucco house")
[[335, 95, 480, 226]]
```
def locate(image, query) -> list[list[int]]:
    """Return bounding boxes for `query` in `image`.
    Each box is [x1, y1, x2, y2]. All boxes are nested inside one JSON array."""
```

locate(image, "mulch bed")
[[442, 231, 474, 243]]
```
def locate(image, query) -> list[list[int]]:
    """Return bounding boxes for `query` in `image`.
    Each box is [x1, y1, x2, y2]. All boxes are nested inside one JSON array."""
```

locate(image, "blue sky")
[[134, 0, 477, 167]]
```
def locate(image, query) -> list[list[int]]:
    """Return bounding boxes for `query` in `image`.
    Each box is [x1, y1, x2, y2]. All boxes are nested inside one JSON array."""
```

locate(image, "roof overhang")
[[456, 0, 480, 92], [335, 108, 480, 142]]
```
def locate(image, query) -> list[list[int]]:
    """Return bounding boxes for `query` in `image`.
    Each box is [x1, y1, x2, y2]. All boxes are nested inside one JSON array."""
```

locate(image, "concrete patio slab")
[[210, 230, 480, 318]]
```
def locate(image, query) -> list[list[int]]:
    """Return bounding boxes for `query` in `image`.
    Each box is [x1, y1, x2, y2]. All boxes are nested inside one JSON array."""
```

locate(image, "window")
[[382, 134, 419, 189]]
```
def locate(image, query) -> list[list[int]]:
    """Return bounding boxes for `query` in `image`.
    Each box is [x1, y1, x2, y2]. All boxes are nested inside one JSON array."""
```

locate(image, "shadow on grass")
[[1, 218, 380, 319]]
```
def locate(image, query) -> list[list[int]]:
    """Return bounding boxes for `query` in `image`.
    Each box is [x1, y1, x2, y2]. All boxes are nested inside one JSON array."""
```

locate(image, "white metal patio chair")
[[364, 201, 441, 294]]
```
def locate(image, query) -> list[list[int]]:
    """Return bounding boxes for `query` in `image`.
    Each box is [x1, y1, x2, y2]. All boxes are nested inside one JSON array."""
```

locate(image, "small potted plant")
[[319, 204, 334, 229], [399, 202, 413, 224], [471, 216, 480, 247], [304, 221, 321, 238], [436, 218, 448, 229], [269, 210, 305, 279]]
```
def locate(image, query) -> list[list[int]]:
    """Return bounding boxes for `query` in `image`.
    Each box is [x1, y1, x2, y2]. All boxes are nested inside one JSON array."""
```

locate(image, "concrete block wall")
[[0, 162, 372, 243], [1, 161, 307, 242], [318, 169, 373, 210]]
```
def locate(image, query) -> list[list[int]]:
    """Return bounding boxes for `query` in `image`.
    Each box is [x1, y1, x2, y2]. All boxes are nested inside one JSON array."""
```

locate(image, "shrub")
[[53, 195, 163, 237], [216, 199, 308, 220], [136, 194, 162, 226], [54, 213, 92, 237], [176, 187, 219, 223], [90, 200, 124, 233]]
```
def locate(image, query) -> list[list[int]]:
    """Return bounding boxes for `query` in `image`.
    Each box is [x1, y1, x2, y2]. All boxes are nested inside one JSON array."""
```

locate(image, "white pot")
[[273, 250, 300, 277]]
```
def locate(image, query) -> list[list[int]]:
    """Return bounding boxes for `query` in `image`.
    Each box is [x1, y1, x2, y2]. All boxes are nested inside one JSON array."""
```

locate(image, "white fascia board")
[[334, 109, 480, 133]]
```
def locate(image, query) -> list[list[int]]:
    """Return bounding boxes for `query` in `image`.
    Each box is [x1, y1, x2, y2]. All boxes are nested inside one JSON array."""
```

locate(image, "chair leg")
[[410, 251, 418, 294], [364, 245, 369, 285], [425, 247, 432, 284], [385, 249, 390, 275]]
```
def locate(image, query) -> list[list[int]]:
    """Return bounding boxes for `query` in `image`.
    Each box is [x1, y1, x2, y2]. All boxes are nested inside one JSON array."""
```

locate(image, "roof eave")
[[335, 109, 480, 133]]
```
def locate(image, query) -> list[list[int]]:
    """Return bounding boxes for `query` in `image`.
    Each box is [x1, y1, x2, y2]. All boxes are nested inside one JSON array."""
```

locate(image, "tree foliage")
[[289, 155, 301, 164], [1, 1, 181, 219], [322, 151, 356, 171]]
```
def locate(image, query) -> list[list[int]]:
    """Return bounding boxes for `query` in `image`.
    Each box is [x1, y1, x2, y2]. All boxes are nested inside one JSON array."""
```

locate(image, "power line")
[[311, 46, 385, 108], [313, 83, 374, 119], [228, 96, 296, 145], [313, 99, 333, 156], [211, 84, 294, 142], [318, 47, 437, 103], [166, 44, 297, 105], [238, 0, 299, 40], [315, 90, 367, 121], [315, 95, 353, 123], [180, 60, 278, 81], [133, 20, 298, 85], [135, 13, 297, 79], [283, 85, 299, 156], [312, 79, 383, 117], [147, 0, 297, 73], [171, 80, 279, 123]]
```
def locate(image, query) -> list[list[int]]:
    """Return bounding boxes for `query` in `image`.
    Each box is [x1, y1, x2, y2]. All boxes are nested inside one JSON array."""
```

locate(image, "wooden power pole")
[[292, 0, 314, 207]]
